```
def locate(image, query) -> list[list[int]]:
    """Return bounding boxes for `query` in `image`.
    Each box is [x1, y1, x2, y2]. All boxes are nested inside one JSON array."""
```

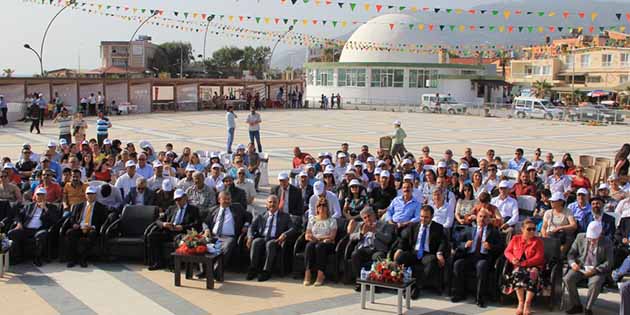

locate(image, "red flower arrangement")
[[368, 258, 404, 284], [175, 229, 208, 256]]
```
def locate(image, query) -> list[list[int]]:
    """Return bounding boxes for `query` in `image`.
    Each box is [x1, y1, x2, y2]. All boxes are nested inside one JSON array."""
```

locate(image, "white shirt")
[[246, 112, 261, 131], [115, 173, 143, 198], [80, 202, 95, 226], [414, 223, 432, 253], [226, 112, 236, 129], [491, 195, 519, 226], [616, 197, 630, 218], [264, 212, 277, 238], [235, 179, 256, 205], [134, 190, 145, 205], [212, 207, 235, 237], [308, 191, 342, 218], [204, 174, 224, 190], [333, 165, 349, 183], [470, 226, 489, 254], [432, 202, 455, 229], [26, 206, 44, 229], [546, 175, 572, 194]]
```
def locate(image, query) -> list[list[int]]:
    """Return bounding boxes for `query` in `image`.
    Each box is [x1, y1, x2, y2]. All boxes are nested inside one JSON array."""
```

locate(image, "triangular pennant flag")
[[349, 3, 356, 11], [418, 24, 425, 31], [434, 8, 440, 13], [599, 26, 605, 32], [492, 10, 499, 16], [626, 13, 630, 21], [526, 11, 533, 15], [274, 18, 280, 24], [449, 25, 456, 31], [616, 13, 622, 20], [578, 12, 585, 19], [459, 25, 465, 31], [538, 12, 545, 17], [363, 3, 370, 11], [255, 17, 261, 23], [549, 26, 555, 32], [558, 27, 564, 32], [337, 2, 343, 8], [399, 6, 406, 11], [439, 25, 445, 31], [428, 24, 434, 31], [563, 11, 570, 19], [508, 26, 514, 32], [489, 25, 495, 31], [291, 0, 297, 3], [446, 9, 452, 13], [591, 12, 598, 21], [332, 20, 338, 27], [518, 26, 524, 32], [408, 23, 414, 30], [503, 10, 510, 19], [376, 4, 382, 12], [389, 23, 395, 30], [480, 10, 486, 14], [527, 26, 534, 33], [283, 18, 288, 24], [174, 11, 178, 16], [469, 25, 476, 30], [468, 9, 476, 14]]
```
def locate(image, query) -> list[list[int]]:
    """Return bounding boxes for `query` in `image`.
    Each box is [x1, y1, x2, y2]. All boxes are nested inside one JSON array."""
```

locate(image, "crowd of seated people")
[[2, 128, 630, 314]]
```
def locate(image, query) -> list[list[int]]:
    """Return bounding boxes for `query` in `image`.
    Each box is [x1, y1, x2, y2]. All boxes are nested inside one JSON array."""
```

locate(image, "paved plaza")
[[0, 109, 625, 315]]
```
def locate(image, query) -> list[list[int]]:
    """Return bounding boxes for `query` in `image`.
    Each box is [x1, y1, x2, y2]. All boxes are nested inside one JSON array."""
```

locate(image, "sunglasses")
[[526, 227, 536, 232]]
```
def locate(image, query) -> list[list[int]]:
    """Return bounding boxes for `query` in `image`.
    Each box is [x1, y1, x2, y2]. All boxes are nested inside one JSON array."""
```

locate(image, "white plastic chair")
[[502, 169, 519, 180], [517, 195, 537, 218], [258, 152, 270, 187]]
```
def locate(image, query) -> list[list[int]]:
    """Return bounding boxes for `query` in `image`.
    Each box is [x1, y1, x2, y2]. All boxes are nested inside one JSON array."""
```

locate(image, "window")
[[306, 69, 314, 85], [338, 68, 366, 87], [461, 70, 477, 75], [371, 68, 404, 88], [587, 76, 601, 83], [540, 65, 551, 75], [602, 54, 613, 67], [111, 58, 128, 67], [525, 65, 534, 75], [409, 69, 438, 88], [315, 69, 333, 86], [580, 54, 590, 68], [621, 75, 629, 84], [621, 53, 630, 67], [565, 54, 574, 67]]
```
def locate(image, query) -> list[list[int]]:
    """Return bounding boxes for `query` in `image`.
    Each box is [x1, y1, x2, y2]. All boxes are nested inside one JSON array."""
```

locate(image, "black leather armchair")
[[0, 200, 18, 234], [104, 205, 159, 262], [9, 202, 64, 260], [292, 217, 348, 282]]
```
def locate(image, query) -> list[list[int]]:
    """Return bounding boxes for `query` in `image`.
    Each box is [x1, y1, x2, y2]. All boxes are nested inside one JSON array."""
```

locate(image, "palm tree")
[[533, 80, 552, 98], [2, 68, 14, 78]]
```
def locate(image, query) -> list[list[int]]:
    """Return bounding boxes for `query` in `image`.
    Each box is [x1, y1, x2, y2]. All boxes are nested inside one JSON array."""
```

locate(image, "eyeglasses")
[[526, 227, 536, 232], [238, 172, 245, 175]]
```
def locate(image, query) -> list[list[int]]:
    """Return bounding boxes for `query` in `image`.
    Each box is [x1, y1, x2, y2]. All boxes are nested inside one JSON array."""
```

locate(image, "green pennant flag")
[[283, 18, 288, 24], [610, 26, 617, 31], [106, 5, 111, 9], [527, 26, 534, 33], [538, 12, 545, 17], [332, 20, 338, 27], [489, 25, 495, 31], [492, 10, 498, 16], [349, 3, 356, 11], [303, 0, 309, 3], [183, 12, 188, 18], [449, 25, 455, 31], [255, 17, 261, 23], [446, 9, 452, 13], [292, 19, 298, 24], [399, 6, 406, 11], [141, 8, 146, 13]]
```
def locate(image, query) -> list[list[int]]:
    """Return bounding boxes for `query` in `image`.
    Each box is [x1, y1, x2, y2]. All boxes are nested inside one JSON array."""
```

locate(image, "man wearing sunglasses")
[[32, 169, 62, 204], [508, 148, 527, 171]]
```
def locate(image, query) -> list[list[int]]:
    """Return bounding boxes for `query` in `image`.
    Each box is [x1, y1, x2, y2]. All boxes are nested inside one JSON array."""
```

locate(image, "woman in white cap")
[[420, 169, 437, 203], [304, 197, 337, 286], [343, 179, 368, 223], [541, 192, 577, 255], [389, 120, 407, 161]]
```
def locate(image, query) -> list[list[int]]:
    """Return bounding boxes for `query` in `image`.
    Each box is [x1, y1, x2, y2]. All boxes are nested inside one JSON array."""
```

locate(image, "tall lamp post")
[[24, 0, 76, 77], [126, 10, 159, 78], [202, 15, 216, 61], [267, 25, 294, 79]]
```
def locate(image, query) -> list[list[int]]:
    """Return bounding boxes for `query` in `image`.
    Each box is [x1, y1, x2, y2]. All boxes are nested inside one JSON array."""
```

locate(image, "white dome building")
[[304, 14, 506, 108]]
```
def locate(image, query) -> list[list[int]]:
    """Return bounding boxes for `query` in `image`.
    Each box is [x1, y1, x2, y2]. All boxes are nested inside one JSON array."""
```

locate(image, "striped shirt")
[[56, 115, 73, 135], [96, 118, 111, 135]]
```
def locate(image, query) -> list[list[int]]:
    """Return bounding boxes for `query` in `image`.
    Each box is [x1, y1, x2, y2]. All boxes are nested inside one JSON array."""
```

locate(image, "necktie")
[[216, 208, 226, 237], [174, 208, 184, 225], [474, 227, 484, 255], [83, 204, 93, 225], [278, 189, 286, 212], [266, 214, 275, 240], [417, 226, 428, 259]]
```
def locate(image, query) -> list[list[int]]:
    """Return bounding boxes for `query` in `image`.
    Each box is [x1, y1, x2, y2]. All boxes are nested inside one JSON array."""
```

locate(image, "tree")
[[533, 80, 552, 98], [204, 46, 270, 79], [148, 42, 194, 77], [2, 68, 14, 77]]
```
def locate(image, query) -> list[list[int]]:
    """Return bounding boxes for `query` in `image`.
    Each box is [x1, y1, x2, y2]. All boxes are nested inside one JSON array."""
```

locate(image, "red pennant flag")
[[376, 5, 383, 12], [514, 10, 522, 15], [563, 11, 570, 19], [589, 25, 594, 32], [578, 12, 585, 19], [469, 25, 476, 30], [389, 23, 394, 30], [325, 0, 332, 4], [202, 13, 207, 20], [428, 24, 434, 31], [549, 26, 555, 32], [274, 18, 280, 24], [422, 7, 429, 12], [626, 13, 630, 21], [312, 19, 318, 24], [468, 9, 476, 14], [508, 26, 514, 32], [239, 16, 244, 21]]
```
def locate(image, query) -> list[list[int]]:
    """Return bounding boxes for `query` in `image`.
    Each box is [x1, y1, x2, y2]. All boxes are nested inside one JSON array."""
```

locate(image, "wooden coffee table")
[[172, 253, 224, 289], [356, 278, 415, 315]]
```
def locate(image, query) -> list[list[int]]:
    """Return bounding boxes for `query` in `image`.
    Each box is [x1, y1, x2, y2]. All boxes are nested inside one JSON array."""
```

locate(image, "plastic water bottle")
[[214, 239, 222, 253], [360, 268, 369, 280], [404, 267, 412, 283]]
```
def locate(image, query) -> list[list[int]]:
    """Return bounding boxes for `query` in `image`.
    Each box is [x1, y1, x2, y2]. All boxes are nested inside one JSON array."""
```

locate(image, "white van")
[[513, 97, 564, 120], [420, 94, 467, 114]]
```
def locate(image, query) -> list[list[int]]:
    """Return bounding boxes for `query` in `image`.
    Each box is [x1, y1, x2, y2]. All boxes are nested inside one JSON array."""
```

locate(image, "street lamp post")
[[268, 25, 294, 79], [24, 0, 76, 77], [126, 11, 159, 78], [202, 15, 216, 61]]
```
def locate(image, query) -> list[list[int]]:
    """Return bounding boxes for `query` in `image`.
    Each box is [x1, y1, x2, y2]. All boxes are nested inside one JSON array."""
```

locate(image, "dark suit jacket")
[[399, 221, 448, 256], [68, 201, 109, 232], [271, 184, 304, 216], [297, 184, 314, 212], [455, 224, 503, 261], [225, 185, 248, 210], [205, 203, 250, 237], [123, 188, 156, 207], [582, 212, 616, 241], [18, 202, 59, 230], [156, 204, 201, 233], [568, 233, 614, 274], [615, 217, 630, 246], [247, 211, 297, 240], [350, 220, 394, 253]]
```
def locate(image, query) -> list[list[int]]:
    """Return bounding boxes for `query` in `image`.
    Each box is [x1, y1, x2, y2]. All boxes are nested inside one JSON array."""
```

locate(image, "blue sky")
[[0, 0, 626, 75]]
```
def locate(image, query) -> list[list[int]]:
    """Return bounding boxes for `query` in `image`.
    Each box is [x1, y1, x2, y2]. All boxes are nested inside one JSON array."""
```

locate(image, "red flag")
[[589, 25, 594, 32], [508, 26, 514, 32], [562, 11, 570, 19], [468, 9, 476, 14], [428, 24, 434, 31], [274, 18, 280, 24], [578, 12, 585, 19], [626, 13, 630, 21], [376, 5, 383, 12], [389, 23, 394, 30], [549, 26, 555, 32]]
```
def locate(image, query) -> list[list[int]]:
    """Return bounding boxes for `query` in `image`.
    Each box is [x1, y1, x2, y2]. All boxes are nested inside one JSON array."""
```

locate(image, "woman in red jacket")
[[503, 219, 545, 315]]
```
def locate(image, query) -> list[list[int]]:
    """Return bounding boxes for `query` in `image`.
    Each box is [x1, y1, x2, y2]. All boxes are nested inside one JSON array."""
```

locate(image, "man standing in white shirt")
[[491, 180, 519, 235], [226, 105, 237, 154], [246, 107, 263, 153], [115, 161, 143, 199]]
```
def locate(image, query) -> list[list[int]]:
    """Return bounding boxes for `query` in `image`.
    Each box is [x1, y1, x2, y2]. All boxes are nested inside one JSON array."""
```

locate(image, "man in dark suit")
[[451, 208, 503, 308], [147, 189, 201, 270], [351, 208, 394, 291], [246, 195, 297, 281], [297, 171, 313, 214], [123, 177, 156, 207], [8, 187, 60, 266], [271, 172, 304, 217], [203, 191, 250, 268], [582, 197, 615, 241], [222, 175, 247, 210], [564, 221, 614, 315], [394, 205, 448, 298], [64, 186, 109, 268]]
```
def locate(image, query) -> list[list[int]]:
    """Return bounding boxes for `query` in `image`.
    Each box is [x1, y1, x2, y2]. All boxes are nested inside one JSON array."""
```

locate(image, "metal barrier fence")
[[304, 97, 629, 125]]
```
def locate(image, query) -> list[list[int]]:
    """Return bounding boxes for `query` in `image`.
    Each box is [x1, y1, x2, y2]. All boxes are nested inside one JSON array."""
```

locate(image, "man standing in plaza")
[[246, 107, 263, 153], [226, 105, 237, 154], [53, 108, 72, 144], [0, 95, 8, 127], [390, 120, 407, 161], [96, 111, 111, 146], [36, 93, 46, 127]]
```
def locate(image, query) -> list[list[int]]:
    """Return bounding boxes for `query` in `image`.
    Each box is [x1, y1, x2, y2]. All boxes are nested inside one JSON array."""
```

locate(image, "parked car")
[[568, 104, 625, 123], [420, 94, 467, 114], [513, 97, 564, 120]]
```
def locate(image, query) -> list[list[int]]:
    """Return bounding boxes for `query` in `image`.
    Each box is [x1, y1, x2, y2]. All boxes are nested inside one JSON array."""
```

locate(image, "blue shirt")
[[37, 98, 47, 109], [385, 196, 420, 224], [567, 201, 592, 232], [96, 118, 111, 135], [0, 99, 7, 109], [36, 160, 62, 183], [508, 158, 527, 171]]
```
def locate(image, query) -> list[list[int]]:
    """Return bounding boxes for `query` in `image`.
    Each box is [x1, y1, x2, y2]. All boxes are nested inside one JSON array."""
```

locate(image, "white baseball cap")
[[367, 157, 375, 163], [374, 168, 382, 175], [47, 139, 57, 147], [210, 152, 220, 158], [498, 180, 511, 189], [549, 192, 565, 202], [337, 152, 347, 158], [35, 187, 47, 195], [345, 168, 355, 175], [380, 170, 391, 178], [437, 161, 447, 168], [318, 152, 326, 157], [125, 160, 136, 168], [298, 171, 308, 177], [277, 172, 289, 181], [353, 160, 363, 167], [403, 174, 415, 181], [152, 161, 163, 168], [323, 168, 334, 175], [173, 188, 186, 200], [322, 158, 332, 166], [586, 221, 603, 239], [401, 159, 412, 166], [553, 161, 565, 168], [598, 183, 610, 190], [59, 138, 68, 146], [162, 179, 174, 192], [459, 163, 469, 170], [305, 164, 315, 170], [393, 120, 401, 125], [103, 139, 112, 145], [377, 160, 386, 167], [86, 186, 98, 194], [527, 165, 537, 172], [349, 179, 362, 187], [3, 162, 14, 169], [211, 163, 222, 169], [313, 181, 325, 195], [185, 164, 196, 172], [236, 144, 246, 150], [577, 188, 589, 195]]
